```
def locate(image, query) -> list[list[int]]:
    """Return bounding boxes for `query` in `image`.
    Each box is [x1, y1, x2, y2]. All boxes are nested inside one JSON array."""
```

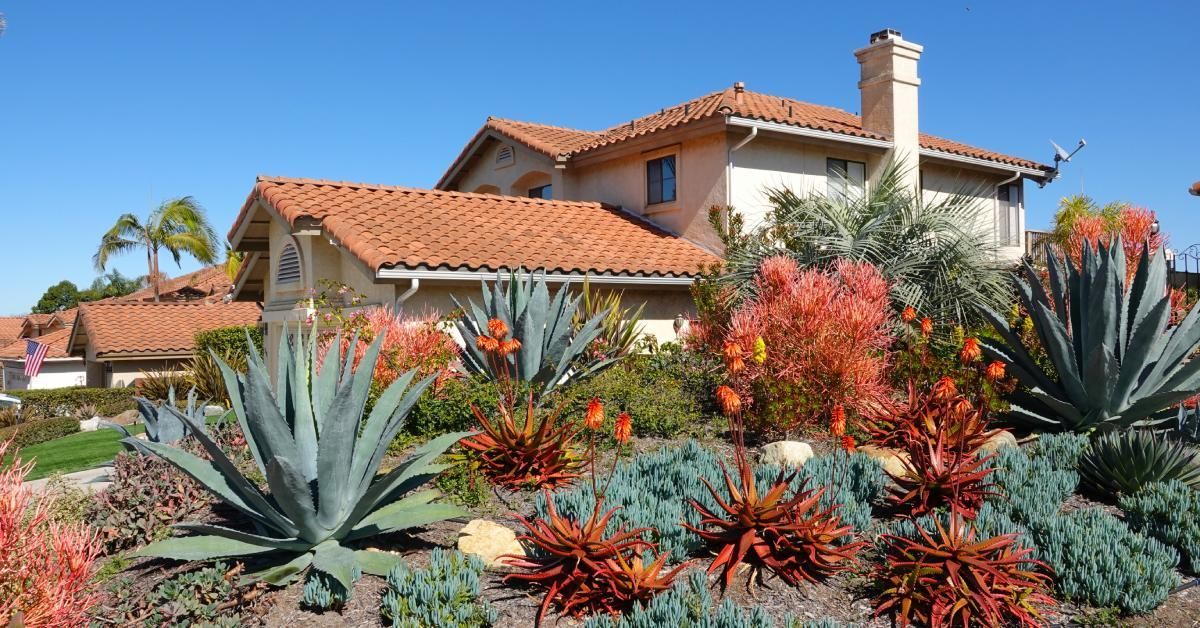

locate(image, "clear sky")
[[1, 1, 1197, 314]]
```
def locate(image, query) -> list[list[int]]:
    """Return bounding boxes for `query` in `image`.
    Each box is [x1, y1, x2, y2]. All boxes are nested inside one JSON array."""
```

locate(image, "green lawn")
[[7, 424, 145, 481]]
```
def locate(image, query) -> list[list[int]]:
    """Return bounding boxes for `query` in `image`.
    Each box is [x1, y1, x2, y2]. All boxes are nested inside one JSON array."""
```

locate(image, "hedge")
[[8, 387, 136, 418], [0, 417, 80, 448], [194, 325, 263, 360]]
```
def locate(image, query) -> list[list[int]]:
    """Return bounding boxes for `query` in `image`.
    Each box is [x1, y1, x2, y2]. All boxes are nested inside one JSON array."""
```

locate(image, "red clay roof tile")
[[74, 301, 261, 357], [0, 327, 73, 360], [231, 176, 720, 278]]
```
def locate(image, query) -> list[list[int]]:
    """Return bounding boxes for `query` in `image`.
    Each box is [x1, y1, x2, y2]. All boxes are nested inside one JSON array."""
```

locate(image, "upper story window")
[[826, 158, 866, 202], [646, 155, 677, 205], [528, 184, 552, 199], [996, 183, 1021, 247], [276, 243, 302, 285]]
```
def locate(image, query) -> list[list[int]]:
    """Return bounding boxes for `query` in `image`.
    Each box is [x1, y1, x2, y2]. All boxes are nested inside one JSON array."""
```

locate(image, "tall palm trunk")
[[148, 241, 161, 302]]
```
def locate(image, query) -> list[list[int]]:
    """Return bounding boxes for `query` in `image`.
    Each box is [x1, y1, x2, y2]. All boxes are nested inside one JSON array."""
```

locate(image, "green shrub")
[[0, 416, 78, 448], [381, 549, 496, 627], [539, 441, 881, 562], [8, 387, 135, 418], [194, 324, 264, 360], [555, 353, 719, 439], [1121, 480, 1200, 574], [99, 562, 247, 626], [406, 376, 500, 438], [86, 451, 210, 554]]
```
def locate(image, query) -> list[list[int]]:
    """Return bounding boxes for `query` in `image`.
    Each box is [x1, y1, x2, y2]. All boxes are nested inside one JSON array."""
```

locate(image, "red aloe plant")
[[1, 439, 102, 627], [863, 379, 997, 453], [875, 509, 1056, 627], [886, 423, 995, 519], [685, 419, 864, 589], [458, 393, 584, 490]]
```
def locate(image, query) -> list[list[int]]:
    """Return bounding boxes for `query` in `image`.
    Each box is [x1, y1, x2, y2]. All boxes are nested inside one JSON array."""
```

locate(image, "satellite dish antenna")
[[1038, 138, 1086, 188]]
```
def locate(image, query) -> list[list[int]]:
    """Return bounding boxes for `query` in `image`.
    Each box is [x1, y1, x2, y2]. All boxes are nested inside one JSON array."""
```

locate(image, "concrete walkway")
[[24, 466, 112, 494]]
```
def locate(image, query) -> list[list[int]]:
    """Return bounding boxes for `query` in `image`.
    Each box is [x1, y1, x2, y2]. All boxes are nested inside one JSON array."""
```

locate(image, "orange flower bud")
[[960, 337, 982, 364], [931, 376, 958, 401], [715, 385, 742, 417], [722, 342, 746, 374], [840, 435, 857, 453], [475, 335, 499, 353], [985, 360, 1006, 381], [584, 397, 605, 430], [901, 306, 917, 323], [830, 404, 846, 437], [920, 317, 934, 337], [614, 411, 632, 443], [487, 318, 509, 340], [498, 338, 522, 357]]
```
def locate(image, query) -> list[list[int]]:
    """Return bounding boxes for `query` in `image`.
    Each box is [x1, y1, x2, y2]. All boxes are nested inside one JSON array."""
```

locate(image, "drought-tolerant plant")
[[72, 401, 98, 421], [188, 347, 245, 407], [988, 446, 1078, 525], [1078, 429, 1200, 499], [1029, 432, 1090, 472], [1121, 480, 1200, 574], [104, 387, 208, 452], [0, 439, 102, 626], [138, 366, 192, 402], [303, 567, 361, 611], [862, 377, 997, 453], [406, 376, 501, 438], [723, 161, 1010, 327], [981, 240, 1200, 432], [87, 451, 211, 553], [574, 275, 646, 361], [100, 562, 255, 627], [453, 270, 613, 399], [132, 328, 469, 602], [381, 549, 497, 627], [719, 255, 893, 435], [886, 416, 995, 519], [875, 509, 1055, 627], [457, 394, 584, 490]]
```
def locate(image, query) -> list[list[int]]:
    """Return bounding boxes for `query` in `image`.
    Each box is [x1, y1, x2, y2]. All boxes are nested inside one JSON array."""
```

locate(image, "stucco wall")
[[453, 139, 557, 197], [921, 163, 1025, 263], [1, 359, 86, 390], [108, 358, 188, 388]]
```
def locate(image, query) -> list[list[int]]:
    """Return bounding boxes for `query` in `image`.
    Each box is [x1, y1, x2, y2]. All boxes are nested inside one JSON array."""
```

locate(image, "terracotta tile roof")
[[74, 301, 261, 357], [231, 176, 719, 278], [0, 327, 73, 361], [24, 313, 56, 326], [123, 266, 231, 302], [0, 317, 25, 348], [441, 86, 1048, 186]]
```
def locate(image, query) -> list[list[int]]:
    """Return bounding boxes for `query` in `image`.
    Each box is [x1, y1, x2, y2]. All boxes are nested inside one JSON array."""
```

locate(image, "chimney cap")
[[733, 81, 745, 93], [869, 28, 902, 44]]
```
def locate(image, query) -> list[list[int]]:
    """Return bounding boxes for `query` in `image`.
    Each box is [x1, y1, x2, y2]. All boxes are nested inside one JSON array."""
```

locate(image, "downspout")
[[394, 278, 420, 310]]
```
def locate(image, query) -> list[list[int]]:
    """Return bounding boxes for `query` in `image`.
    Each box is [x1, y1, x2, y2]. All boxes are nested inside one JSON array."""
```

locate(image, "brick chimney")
[[855, 29, 923, 192]]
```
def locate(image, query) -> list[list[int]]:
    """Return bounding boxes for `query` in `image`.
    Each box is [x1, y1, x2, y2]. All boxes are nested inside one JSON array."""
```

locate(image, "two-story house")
[[228, 29, 1052, 353]]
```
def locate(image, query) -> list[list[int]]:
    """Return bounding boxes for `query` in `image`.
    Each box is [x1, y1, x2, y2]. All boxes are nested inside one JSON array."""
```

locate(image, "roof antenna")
[[1038, 138, 1086, 188]]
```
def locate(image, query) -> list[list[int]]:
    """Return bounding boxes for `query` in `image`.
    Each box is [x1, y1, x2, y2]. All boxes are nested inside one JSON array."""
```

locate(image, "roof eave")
[[375, 266, 701, 286]]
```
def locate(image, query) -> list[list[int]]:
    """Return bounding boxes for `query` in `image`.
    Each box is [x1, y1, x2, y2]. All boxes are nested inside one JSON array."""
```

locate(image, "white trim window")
[[826, 158, 866, 202], [996, 183, 1021, 247]]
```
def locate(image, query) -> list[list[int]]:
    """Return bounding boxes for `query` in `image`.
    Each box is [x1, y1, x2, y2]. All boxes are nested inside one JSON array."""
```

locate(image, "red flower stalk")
[[476, 335, 500, 353], [984, 360, 1006, 381], [960, 337, 982, 364], [920, 317, 934, 337], [722, 341, 746, 375], [487, 317, 510, 340], [901, 305, 917, 322], [715, 385, 742, 417], [498, 338, 522, 357], [875, 509, 1056, 627], [829, 404, 847, 437], [459, 394, 585, 490], [841, 435, 857, 453]]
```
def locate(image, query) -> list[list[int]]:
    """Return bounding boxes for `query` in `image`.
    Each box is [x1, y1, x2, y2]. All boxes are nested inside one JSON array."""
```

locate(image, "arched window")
[[277, 242, 302, 284]]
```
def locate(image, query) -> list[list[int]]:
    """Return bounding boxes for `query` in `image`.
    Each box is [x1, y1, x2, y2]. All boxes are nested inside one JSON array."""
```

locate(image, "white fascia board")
[[917, 148, 1048, 177], [726, 117, 894, 150], [375, 267, 697, 287]]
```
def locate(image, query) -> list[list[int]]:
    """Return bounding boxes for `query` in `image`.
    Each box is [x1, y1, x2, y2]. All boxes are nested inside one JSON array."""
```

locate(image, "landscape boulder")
[[458, 519, 524, 568], [759, 441, 815, 468], [980, 430, 1018, 453], [857, 444, 910, 477]]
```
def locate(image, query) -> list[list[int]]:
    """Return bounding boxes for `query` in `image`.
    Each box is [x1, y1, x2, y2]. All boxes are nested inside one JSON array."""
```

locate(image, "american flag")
[[24, 340, 49, 377]]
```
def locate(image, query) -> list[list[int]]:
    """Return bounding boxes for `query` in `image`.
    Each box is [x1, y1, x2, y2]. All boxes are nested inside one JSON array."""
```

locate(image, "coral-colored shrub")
[[316, 305, 460, 391], [1065, 206, 1165, 284], [0, 439, 102, 627], [721, 256, 893, 435]]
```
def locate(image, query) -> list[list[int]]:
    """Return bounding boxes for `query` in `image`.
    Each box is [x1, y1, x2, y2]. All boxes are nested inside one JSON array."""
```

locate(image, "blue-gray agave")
[[131, 327, 471, 596], [104, 387, 209, 452], [981, 240, 1200, 431], [452, 270, 614, 398]]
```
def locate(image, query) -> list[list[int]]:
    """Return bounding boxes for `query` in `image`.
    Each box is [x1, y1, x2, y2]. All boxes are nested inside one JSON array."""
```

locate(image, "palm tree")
[[94, 197, 219, 301], [722, 160, 1011, 327]]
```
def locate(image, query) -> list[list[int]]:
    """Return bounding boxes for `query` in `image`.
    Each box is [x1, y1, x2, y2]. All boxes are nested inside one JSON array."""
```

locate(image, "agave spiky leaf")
[[104, 387, 210, 452], [131, 325, 470, 600], [1078, 429, 1200, 499], [981, 239, 1200, 432], [452, 269, 615, 399]]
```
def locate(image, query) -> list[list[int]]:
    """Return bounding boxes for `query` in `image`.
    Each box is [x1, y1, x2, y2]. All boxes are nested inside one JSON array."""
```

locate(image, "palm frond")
[[152, 196, 219, 265], [93, 213, 147, 270]]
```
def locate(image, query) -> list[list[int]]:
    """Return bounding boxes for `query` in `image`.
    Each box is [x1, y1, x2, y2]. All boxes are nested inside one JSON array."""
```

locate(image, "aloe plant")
[[452, 270, 614, 399], [104, 387, 209, 452], [131, 327, 471, 597], [981, 240, 1200, 431], [1078, 429, 1200, 499]]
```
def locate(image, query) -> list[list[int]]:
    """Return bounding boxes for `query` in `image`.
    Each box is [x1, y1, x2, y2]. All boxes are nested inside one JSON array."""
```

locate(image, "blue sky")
[[1, 1, 1197, 314]]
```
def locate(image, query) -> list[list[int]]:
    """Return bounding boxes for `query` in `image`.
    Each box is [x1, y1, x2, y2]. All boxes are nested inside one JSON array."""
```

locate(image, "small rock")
[[980, 430, 1018, 453], [79, 417, 102, 432], [857, 444, 911, 477], [759, 441, 814, 468], [110, 408, 140, 425], [458, 519, 523, 569], [203, 405, 228, 417]]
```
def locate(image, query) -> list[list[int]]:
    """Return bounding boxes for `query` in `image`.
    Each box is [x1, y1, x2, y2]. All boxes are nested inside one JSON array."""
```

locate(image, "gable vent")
[[495, 145, 515, 167], [277, 244, 301, 284]]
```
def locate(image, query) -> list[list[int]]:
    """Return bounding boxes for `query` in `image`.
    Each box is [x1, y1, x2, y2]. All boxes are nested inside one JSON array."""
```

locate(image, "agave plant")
[[452, 270, 614, 399], [875, 510, 1055, 627], [1078, 429, 1200, 499], [981, 240, 1200, 432], [131, 327, 471, 598], [104, 387, 208, 452]]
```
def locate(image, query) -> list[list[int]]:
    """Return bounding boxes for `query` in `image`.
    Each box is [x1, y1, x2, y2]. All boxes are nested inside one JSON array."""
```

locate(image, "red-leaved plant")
[[885, 426, 995, 519], [1, 439, 102, 627], [875, 509, 1056, 627], [863, 377, 998, 454], [719, 256, 893, 435], [1065, 205, 1164, 285]]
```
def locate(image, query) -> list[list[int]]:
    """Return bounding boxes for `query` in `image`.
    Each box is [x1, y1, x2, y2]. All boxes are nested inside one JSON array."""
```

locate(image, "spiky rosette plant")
[[453, 269, 614, 400], [131, 327, 471, 599], [104, 386, 210, 452], [886, 423, 995, 519], [875, 510, 1056, 627], [458, 394, 585, 490], [981, 240, 1200, 432], [863, 378, 996, 453], [1077, 429, 1200, 499]]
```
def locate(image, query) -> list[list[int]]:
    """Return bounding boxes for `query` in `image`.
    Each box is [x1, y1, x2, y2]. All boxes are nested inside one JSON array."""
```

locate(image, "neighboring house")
[[67, 301, 261, 388], [228, 29, 1053, 358], [121, 265, 233, 303], [438, 29, 1051, 260], [0, 327, 86, 390], [0, 317, 24, 350], [20, 311, 71, 338]]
